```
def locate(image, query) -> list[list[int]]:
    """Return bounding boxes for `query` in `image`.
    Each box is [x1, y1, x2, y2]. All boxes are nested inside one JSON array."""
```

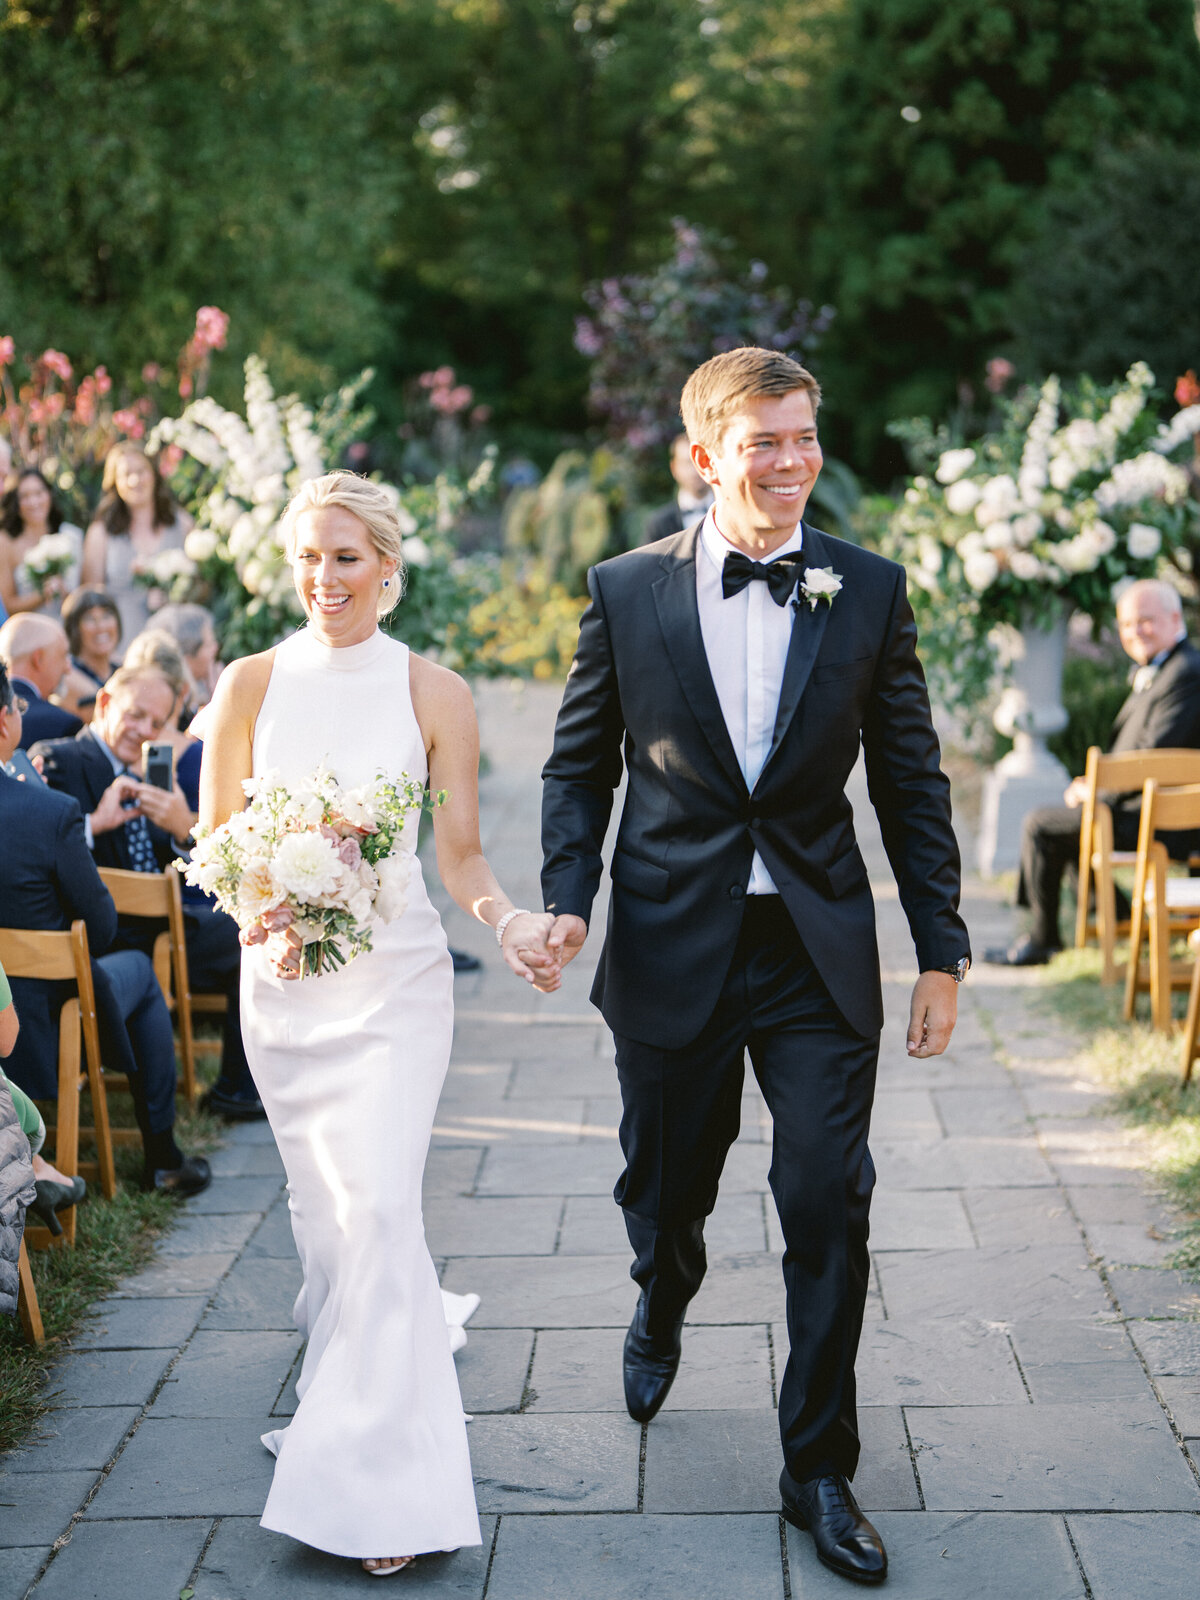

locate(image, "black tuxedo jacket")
[[0, 769, 120, 1098], [541, 521, 969, 1048], [30, 727, 176, 873], [1109, 639, 1200, 755], [12, 677, 82, 751]]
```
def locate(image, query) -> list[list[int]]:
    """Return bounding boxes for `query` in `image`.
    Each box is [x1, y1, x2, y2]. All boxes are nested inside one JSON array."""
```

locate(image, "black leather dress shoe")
[[982, 935, 1060, 967], [144, 1155, 212, 1197], [623, 1297, 684, 1424], [200, 1087, 267, 1122], [450, 947, 483, 974], [780, 1468, 887, 1585]]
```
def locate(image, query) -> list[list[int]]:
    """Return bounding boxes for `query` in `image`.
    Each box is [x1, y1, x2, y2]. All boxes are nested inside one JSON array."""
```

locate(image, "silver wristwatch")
[[928, 956, 970, 982]]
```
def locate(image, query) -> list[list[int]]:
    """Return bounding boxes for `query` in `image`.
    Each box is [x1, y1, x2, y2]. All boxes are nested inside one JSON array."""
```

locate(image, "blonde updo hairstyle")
[[278, 471, 407, 619]]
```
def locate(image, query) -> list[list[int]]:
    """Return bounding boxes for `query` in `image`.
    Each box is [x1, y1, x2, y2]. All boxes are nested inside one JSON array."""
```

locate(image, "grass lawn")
[[0, 1048, 223, 1454], [1037, 945, 1200, 1274]]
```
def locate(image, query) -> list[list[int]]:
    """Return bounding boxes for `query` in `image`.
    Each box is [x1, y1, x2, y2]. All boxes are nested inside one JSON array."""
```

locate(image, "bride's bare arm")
[[198, 651, 275, 832], [411, 654, 559, 989]]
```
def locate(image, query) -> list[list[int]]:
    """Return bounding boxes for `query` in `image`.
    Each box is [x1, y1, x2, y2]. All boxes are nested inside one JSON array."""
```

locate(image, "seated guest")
[[0, 614, 82, 747], [122, 630, 202, 799], [32, 664, 263, 1122], [0, 664, 209, 1194], [0, 468, 84, 618], [61, 585, 123, 721], [144, 602, 220, 713], [987, 579, 1200, 965], [639, 432, 714, 546]]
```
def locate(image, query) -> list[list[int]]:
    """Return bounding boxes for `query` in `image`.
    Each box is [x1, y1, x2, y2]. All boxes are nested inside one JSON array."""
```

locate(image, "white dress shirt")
[[695, 511, 804, 894]]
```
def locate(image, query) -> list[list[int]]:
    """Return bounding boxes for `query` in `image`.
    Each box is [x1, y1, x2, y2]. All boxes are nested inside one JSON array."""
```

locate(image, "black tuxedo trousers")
[[616, 896, 877, 1479]]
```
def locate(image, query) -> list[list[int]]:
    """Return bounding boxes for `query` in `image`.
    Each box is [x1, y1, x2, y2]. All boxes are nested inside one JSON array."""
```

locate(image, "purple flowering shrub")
[[575, 219, 834, 460]]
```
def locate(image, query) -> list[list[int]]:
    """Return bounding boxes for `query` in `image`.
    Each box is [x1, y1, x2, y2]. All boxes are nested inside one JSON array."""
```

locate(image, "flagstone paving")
[[3, 680, 1199, 1597]]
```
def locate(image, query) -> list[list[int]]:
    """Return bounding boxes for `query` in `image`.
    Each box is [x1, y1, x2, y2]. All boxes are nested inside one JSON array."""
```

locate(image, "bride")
[[200, 472, 560, 1576]]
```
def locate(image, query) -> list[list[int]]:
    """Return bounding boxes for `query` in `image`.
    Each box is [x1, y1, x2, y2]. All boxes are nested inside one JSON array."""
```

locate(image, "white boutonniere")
[[799, 566, 843, 610]]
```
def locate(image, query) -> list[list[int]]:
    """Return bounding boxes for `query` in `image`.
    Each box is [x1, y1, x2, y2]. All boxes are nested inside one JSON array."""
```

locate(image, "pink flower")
[[1176, 371, 1200, 408], [193, 305, 229, 351], [985, 357, 1016, 394], [259, 905, 295, 932], [470, 404, 492, 426], [432, 364, 454, 387], [0, 336, 14, 367], [113, 408, 146, 439], [336, 836, 362, 870], [40, 349, 72, 382], [94, 365, 112, 395], [159, 443, 184, 476], [43, 393, 65, 420], [179, 375, 193, 398], [346, 441, 369, 463], [142, 362, 162, 383]]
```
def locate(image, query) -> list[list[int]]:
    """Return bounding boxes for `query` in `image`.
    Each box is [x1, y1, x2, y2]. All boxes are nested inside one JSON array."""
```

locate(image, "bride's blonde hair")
[[279, 472, 407, 619]]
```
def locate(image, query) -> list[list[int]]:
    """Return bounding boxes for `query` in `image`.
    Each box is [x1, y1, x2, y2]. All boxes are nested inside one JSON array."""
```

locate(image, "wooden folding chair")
[[0, 921, 116, 1246], [17, 1235, 44, 1345], [1123, 780, 1200, 1031], [97, 867, 198, 1106], [1179, 928, 1200, 1085], [1075, 748, 1200, 984]]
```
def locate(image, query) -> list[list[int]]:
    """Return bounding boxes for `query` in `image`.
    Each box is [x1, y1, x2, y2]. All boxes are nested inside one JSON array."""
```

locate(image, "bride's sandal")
[[362, 1557, 415, 1577]]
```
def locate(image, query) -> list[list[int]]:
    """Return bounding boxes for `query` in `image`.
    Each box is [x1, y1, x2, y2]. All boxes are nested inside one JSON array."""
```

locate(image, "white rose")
[[1081, 518, 1117, 557], [1127, 522, 1162, 561], [402, 535, 432, 569], [801, 567, 842, 600], [955, 531, 987, 562], [374, 852, 413, 923], [983, 521, 1014, 552], [963, 551, 1000, 592], [236, 858, 286, 918], [1011, 513, 1043, 546], [935, 447, 976, 484], [1048, 455, 1078, 492], [1009, 551, 1042, 582], [184, 528, 220, 562], [944, 479, 982, 516], [1056, 537, 1099, 575], [272, 831, 343, 902]]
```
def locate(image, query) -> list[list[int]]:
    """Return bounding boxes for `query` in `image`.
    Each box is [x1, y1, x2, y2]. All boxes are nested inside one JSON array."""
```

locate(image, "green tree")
[[0, 0, 405, 400], [1010, 140, 1200, 385], [809, 0, 1200, 475]]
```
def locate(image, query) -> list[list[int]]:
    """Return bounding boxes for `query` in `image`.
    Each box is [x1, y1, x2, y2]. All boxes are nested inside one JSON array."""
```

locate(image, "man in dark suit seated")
[[0, 664, 209, 1193], [32, 663, 263, 1121], [0, 614, 82, 748], [987, 579, 1200, 966], [639, 432, 715, 546]]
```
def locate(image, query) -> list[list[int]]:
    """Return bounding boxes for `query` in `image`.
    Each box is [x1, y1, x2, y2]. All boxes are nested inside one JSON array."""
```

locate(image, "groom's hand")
[[546, 915, 588, 970], [906, 970, 958, 1057]]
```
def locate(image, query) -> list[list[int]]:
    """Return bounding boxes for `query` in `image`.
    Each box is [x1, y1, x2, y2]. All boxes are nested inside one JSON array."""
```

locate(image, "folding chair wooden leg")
[[17, 1237, 44, 1346], [1182, 948, 1200, 1086]]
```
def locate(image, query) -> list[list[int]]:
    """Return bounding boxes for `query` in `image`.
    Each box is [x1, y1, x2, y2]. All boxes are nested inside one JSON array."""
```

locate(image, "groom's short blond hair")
[[279, 472, 406, 619], [680, 348, 821, 450]]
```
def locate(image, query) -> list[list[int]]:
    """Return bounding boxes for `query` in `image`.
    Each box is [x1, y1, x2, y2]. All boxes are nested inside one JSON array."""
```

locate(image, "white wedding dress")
[[241, 625, 481, 1559]]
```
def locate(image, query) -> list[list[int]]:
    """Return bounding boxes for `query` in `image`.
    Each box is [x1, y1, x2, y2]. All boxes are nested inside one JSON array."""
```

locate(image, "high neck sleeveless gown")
[[242, 625, 480, 1559]]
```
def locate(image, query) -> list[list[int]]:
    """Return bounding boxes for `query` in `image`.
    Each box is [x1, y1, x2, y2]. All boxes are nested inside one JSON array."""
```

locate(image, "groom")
[[540, 349, 970, 1585]]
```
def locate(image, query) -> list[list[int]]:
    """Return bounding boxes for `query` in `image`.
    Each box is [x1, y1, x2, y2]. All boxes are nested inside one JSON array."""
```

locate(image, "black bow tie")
[[721, 550, 804, 606]]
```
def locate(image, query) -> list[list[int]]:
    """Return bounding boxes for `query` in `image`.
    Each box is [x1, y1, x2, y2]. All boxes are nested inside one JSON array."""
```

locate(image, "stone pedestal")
[[977, 615, 1071, 877]]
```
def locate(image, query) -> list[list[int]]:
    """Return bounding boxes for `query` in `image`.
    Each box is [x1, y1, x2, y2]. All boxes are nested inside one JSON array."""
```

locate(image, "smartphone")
[[3, 748, 43, 784], [143, 741, 174, 792]]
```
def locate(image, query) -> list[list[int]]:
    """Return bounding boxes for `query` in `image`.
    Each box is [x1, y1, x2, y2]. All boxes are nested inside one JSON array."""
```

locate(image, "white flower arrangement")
[[887, 362, 1200, 632], [184, 763, 444, 977], [20, 529, 79, 587], [799, 566, 843, 610]]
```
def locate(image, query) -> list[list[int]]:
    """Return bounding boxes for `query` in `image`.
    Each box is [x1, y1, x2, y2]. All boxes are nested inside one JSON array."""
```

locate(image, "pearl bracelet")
[[495, 908, 530, 948]]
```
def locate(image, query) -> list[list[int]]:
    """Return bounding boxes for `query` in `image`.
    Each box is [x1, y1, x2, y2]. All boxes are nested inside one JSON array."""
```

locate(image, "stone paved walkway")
[[3, 680, 1200, 1598]]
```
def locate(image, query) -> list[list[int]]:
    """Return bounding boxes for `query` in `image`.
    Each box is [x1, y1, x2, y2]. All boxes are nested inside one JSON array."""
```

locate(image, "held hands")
[[906, 970, 958, 1058], [499, 911, 588, 993], [500, 912, 561, 991], [90, 774, 145, 835]]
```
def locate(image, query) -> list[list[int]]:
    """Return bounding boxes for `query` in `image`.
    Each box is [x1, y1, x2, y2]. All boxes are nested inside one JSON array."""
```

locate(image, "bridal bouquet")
[[184, 763, 444, 977], [20, 530, 78, 590]]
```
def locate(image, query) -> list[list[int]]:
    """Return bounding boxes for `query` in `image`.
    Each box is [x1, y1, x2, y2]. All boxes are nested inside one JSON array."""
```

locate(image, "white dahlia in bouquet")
[[183, 763, 443, 977]]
